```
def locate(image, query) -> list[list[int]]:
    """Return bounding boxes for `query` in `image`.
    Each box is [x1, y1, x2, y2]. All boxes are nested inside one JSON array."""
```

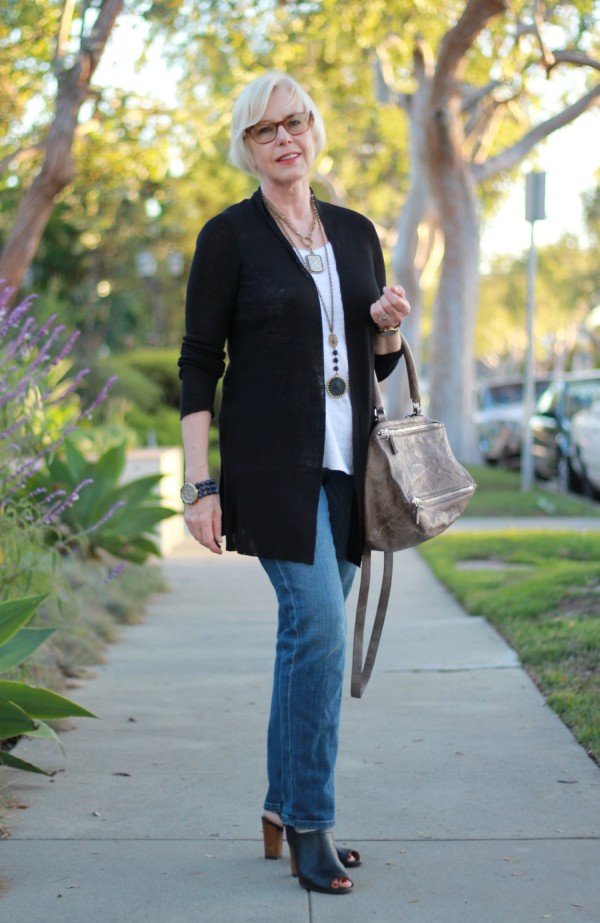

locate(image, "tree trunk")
[[0, 0, 123, 297], [386, 42, 434, 418], [0, 75, 86, 292], [427, 106, 480, 460]]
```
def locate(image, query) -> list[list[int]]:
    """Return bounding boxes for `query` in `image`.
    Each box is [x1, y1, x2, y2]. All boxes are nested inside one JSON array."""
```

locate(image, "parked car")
[[570, 391, 600, 498], [474, 377, 551, 467], [529, 371, 600, 492]]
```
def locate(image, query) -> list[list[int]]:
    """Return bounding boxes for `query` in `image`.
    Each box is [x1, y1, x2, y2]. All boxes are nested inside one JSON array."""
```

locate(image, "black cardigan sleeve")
[[375, 348, 402, 381], [367, 217, 403, 383], [178, 214, 240, 418]]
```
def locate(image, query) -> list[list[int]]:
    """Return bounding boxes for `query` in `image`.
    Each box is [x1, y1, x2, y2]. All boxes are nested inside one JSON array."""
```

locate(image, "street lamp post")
[[521, 171, 546, 493]]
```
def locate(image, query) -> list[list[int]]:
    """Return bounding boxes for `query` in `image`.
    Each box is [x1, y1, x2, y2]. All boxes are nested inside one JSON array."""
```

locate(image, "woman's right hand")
[[184, 495, 223, 555]]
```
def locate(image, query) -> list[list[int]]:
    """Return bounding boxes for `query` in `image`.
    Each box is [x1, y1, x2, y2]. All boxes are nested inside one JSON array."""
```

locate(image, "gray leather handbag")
[[351, 334, 477, 697]]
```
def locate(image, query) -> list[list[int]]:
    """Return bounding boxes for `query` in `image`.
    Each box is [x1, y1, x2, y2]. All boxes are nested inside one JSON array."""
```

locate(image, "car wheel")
[[579, 465, 600, 501], [557, 453, 581, 494]]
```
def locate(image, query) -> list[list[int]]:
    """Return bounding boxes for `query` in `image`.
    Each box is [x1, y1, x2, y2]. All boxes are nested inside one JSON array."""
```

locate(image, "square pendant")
[[306, 253, 323, 273]]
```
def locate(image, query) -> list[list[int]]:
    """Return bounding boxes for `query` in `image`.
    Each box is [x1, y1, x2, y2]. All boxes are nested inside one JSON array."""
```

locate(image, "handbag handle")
[[373, 333, 422, 423]]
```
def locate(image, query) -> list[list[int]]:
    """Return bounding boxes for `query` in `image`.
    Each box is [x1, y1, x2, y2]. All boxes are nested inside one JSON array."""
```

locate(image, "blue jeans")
[[260, 487, 357, 830]]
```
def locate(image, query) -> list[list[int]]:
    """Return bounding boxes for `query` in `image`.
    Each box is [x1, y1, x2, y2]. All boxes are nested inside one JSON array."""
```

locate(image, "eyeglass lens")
[[248, 112, 312, 143]]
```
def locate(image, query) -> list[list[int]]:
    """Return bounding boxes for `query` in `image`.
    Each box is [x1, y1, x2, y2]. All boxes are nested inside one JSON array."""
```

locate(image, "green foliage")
[[75, 348, 184, 446], [30, 439, 176, 563], [125, 405, 182, 447], [420, 531, 600, 762], [478, 235, 599, 368], [123, 349, 182, 407], [0, 595, 96, 775], [85, 348, 181, 410]]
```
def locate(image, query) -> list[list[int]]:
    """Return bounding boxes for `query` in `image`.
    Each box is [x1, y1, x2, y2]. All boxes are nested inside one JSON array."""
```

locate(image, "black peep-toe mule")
[[336, 845, 362, 868], [261, 816, 361, 868], [285, 826, 354, 895]]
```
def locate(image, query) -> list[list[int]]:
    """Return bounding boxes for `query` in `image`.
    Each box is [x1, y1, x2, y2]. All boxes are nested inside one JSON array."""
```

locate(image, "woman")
[[178, 72, 410, 895]]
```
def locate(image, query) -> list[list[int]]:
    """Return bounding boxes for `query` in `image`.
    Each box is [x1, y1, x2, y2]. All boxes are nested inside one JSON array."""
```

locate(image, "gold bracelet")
[[377, 325, 400, 337]]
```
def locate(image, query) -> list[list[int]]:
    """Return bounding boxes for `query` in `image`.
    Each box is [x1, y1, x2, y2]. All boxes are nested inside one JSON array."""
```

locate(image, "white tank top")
[[298, 242, 354, 474]]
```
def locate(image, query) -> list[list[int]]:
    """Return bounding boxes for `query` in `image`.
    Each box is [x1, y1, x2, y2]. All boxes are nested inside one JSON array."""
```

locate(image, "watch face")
[[180, 482, 198, 504]]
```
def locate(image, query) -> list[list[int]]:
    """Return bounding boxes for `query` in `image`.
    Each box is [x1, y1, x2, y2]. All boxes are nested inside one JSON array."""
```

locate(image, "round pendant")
[[326, 375, 348, 398], [328, 333, 338, 348]]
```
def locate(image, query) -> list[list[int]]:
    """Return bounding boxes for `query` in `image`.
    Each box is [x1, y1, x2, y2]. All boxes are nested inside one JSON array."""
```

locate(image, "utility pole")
[[521, 171, 546, 493]]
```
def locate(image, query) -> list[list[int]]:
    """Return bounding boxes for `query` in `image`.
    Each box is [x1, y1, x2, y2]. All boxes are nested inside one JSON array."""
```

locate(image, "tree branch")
[[432, 0, 508, 101], [57, 0, 77, 61], [373, 56, 411, 110], [0, 144, 44, 177], [460, 79, 503, 112], [83, 0, 123, 77], [548, 49, 600, 74], [472, 84, 600, 183]]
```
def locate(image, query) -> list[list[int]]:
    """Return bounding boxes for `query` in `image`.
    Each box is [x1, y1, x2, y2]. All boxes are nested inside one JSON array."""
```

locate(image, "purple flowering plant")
[[0, 288, 116, 500], [0, 286, 120, 597], [1, 286, 175, 575]]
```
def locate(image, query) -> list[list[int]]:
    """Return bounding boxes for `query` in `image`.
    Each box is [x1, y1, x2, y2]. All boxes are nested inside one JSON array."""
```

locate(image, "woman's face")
[[246, 86, 316, 189]]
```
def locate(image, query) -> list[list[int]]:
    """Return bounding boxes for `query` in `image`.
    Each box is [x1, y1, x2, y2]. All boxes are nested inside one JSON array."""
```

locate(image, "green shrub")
[[80, 360, 163, 414], [123, 348, 182, 408], [125, 404, 182, 447]]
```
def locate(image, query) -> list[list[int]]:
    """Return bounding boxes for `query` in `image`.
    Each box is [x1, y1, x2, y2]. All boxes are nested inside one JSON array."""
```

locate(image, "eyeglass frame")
[[244, 111, 314, 145]]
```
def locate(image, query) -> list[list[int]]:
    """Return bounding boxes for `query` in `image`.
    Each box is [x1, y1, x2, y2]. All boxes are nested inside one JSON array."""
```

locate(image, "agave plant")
[[0, 595, 95, 774], [30, 438, 176, 563]]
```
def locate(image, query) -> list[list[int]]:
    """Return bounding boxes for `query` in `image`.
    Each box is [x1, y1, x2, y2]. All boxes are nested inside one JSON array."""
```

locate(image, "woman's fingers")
[[370, 285, 411, 327], [184, 497, 223, 555]]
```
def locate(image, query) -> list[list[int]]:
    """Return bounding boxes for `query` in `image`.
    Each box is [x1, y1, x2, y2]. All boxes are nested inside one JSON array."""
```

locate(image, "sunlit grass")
[[464, 465, 600, 517], [420, 531, 600, 763]]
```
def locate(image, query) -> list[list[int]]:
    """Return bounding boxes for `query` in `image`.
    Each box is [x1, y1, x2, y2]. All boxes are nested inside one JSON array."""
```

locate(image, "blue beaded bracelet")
[[196, 479, 220, 497]]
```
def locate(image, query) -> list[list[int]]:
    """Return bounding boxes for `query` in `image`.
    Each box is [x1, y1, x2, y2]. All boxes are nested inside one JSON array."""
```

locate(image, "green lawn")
[[464, 465, 600, 517], [420, 526, 600, 764]]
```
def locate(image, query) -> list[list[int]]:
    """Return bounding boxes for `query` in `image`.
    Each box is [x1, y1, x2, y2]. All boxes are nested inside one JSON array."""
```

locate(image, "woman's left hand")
[[370, 285, 411, 330]]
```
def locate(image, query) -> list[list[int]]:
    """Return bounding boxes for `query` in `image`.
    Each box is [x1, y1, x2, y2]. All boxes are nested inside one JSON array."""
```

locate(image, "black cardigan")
[[179, 189, 401, 565]]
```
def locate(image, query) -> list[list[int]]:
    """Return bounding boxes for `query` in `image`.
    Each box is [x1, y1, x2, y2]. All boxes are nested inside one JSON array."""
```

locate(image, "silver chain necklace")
[[262, 194, 323, 273], [262, 191, 348, 399]]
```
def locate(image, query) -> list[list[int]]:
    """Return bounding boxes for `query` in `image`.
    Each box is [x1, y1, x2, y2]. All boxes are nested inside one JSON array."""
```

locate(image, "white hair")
[[229, 72, 326, 176]]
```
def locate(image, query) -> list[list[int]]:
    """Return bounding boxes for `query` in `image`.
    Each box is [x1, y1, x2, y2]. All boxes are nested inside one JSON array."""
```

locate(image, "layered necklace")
[[262, 190, 348, 399], [263, 192, 324, 274]]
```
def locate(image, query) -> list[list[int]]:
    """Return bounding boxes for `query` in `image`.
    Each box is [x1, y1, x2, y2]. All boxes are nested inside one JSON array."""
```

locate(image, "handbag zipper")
[[412, 485, 475, 524], [377, 423, 442, 454]]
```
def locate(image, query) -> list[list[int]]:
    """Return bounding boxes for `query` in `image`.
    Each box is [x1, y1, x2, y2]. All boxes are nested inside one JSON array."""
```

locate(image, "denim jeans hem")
[[280, 814, 335, 831], [263, 801, 282, 813]]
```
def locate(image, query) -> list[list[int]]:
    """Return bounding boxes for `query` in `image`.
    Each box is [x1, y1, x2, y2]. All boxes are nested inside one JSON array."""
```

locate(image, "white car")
[[571, 393, 600, 498]]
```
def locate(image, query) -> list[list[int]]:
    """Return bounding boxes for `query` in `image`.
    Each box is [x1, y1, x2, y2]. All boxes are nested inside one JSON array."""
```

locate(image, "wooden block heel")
[[262, 816, 284, 859]]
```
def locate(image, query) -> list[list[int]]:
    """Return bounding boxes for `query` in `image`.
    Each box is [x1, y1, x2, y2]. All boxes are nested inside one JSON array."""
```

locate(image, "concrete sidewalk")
[[1, 530, 599, 922]]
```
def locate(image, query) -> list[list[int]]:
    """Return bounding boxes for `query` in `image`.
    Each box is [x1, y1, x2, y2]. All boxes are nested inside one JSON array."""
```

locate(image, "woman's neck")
[[260, 179, 312, 224]]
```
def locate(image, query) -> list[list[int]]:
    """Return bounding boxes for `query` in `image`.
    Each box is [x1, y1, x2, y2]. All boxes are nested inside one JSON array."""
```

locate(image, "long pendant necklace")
[[262, 191, 348, 399], [261, 194, 324, 273]]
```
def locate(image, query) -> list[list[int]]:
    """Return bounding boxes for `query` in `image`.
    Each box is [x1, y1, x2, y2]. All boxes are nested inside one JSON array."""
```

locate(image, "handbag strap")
[[351, 547, 394, 698], [351, 336, 421, 698]]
